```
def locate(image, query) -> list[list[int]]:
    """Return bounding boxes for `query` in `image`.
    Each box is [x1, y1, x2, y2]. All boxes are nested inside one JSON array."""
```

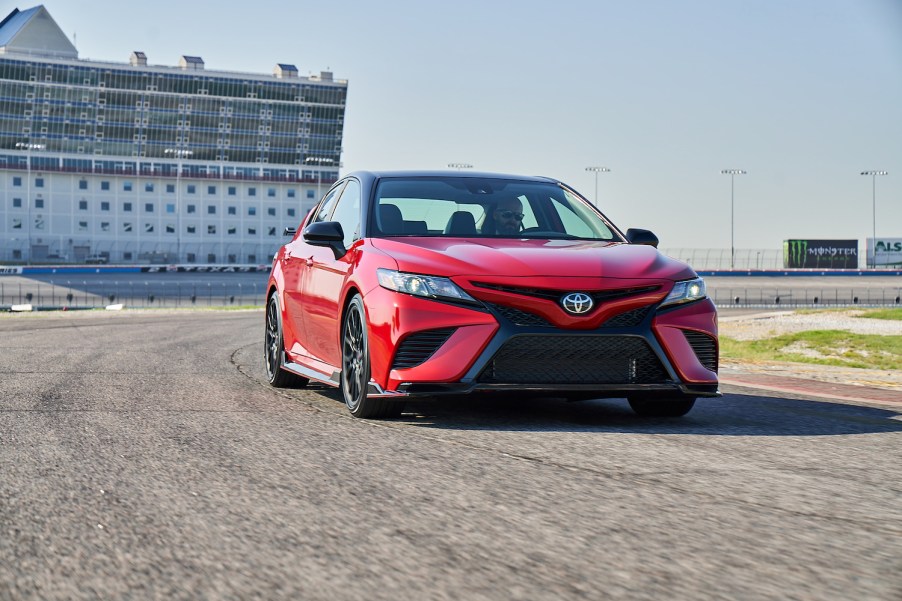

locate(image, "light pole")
[[721, 169, 746, 270], [16, 142, 45, 264], [165, 148, 193, 263], [447, 163, 473, 171], [305, 156, 334, 201], [861, 170, 888, 268], [584, 166, 610, 207]]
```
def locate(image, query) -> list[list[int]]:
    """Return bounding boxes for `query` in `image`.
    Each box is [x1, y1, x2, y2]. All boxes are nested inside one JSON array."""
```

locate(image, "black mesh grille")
[[392, 328, 456, 370], [478, 335, 668, 384], [485, 303, 553, 327], [601, 305, 653, 328], [683, 331, 718, 372]]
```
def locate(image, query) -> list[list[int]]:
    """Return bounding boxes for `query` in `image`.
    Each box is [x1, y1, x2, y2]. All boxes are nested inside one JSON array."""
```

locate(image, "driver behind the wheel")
[[489, 196, 524, 235]]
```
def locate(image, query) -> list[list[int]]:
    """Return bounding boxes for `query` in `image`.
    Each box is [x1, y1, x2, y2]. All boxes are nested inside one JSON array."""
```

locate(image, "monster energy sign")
[[783, 239, 858, 269], [867, 238, 902, 267]]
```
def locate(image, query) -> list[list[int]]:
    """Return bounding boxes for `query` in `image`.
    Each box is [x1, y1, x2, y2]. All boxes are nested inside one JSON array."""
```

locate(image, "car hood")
[[369, 237, 696, 281]]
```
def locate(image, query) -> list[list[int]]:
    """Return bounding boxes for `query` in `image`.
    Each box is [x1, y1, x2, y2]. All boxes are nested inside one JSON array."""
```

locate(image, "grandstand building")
[[0, 5, 347, 264]]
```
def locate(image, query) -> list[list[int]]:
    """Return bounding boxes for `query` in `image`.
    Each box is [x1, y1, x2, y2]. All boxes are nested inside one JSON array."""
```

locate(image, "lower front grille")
[[392, 328, 456, 370], [478, 335, 668, 384], [683, 330, 718, 372]]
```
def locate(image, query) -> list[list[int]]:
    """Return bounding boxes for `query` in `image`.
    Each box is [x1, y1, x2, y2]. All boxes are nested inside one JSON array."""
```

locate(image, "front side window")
[[311, 182, 346, 224], [330, 180, 361, 248]]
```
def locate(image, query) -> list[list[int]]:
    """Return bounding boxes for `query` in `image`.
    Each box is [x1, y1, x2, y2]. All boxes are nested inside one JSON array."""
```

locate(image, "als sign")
[[784, 239, 858, 269], [867, 238, 902, 267]]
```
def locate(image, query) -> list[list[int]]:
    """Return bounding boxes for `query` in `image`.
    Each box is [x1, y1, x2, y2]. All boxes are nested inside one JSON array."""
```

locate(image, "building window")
[[145, 183, 154, 192], [101, 201, 110, 211], [248, 206, 256, 216], [166, 184, 175, 193], [227, 206, 236, 215], [207, 205, 216, 215], [268, 227, 277, 236], [207, 254, 216, 263], [166, 203, 175, 214], [123, 181, 133, 191], [208, 225, 216, 234], [187, 185, 196, 194], [166, 224, 175, 233], [145, 203, 154, 213], [12, 176, 22, 187], [101, 181, 110, 191], [78, 221, 88, 231], [12, 198, 22, 208], [78, 200, 88, 210], [287, 208, 296, 217], [248, 187, 256, 197], [228, 186, 236, 196], [35, 198, 44, 209], [227, 227, 236, 235], [187, 225, 196, 234], [287, 189, 296, 198], [123, 222, 133, 232], [267, 207, 276, 216], [101, 222, 110, 231], [307, 190, 315, 199], [207, 185, 216, 195], [187, 204, 196, 214], [267, 188, 276, 197], [123, 202, 133, 212], [12, 218, 22, 229], [79, 180, 88, 190], [35, 178, 44, 188], [248, 254, 256, 263], [248, 227, 256, 235], [145, 224, 154, 233], [124, 252, 133, 260], [186, 253, 196, 263]]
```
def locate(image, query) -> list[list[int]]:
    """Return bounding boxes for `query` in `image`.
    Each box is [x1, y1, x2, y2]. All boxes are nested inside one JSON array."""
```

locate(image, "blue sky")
[[20, 0, 902, 250]]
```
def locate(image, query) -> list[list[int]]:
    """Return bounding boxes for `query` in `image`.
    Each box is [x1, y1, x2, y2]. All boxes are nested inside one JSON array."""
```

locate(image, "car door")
[[282, 182, 344, 359], [301, 178, 362, 368]]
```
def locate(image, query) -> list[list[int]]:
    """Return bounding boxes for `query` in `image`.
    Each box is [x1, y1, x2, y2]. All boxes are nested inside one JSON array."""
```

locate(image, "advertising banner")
[[783, 239, 858, 269], [867, 238, 902, 267]]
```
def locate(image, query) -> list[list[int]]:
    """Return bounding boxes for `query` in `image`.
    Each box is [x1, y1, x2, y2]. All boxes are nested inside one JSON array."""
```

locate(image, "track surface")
[[1, 310, 900, 600]]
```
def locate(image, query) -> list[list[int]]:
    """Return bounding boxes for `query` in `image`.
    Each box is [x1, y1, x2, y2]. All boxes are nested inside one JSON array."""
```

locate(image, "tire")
[[341, 295, 403, 419], [265, 294, 309, 388], [628, 395, 696, 417]]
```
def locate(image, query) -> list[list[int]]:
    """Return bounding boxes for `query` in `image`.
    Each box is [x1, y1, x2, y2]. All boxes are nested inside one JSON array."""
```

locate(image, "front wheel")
[[628, 395, 696, 417], [341, 295, 403, 419]]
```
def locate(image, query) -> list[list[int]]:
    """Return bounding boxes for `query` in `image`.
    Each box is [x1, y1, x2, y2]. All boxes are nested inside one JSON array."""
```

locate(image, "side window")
[[311, 182, 346, 224], [330, 180, 361, 248]]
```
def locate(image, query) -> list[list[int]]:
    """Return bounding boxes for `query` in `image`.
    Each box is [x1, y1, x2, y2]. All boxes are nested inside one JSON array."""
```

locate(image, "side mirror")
[[304, 221, 347, 259], [625, 228, 659, 248]]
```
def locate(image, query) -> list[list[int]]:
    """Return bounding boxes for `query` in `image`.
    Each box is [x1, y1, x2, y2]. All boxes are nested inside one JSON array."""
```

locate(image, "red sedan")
[[265, 171, 718, 418]]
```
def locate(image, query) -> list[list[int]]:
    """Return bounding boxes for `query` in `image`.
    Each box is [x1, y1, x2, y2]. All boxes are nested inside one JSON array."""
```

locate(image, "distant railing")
[[0, 280, 266, 309]]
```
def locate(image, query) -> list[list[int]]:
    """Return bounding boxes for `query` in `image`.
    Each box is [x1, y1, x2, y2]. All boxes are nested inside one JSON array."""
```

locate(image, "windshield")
[[371, 177, 622, 241]]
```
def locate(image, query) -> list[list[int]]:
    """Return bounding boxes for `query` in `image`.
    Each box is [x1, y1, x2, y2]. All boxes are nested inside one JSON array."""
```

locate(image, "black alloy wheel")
[[341, 294, 403, 418], [265, 294, 309, 388], [628, 395, 696, 417]]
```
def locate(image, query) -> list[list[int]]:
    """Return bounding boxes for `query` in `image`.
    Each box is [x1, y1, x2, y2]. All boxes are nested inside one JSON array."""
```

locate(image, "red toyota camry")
[[265, 171, 718, 418]]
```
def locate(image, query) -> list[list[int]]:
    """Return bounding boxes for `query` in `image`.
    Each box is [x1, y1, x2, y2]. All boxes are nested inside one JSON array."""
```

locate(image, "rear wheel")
[[265, 294, 309, 388], [341, 295, 403, 419], [628, 395, 696, 417]]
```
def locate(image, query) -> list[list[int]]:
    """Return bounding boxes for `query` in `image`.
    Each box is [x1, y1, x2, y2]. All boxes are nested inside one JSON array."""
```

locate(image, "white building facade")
[[0, 5, 347, 264]]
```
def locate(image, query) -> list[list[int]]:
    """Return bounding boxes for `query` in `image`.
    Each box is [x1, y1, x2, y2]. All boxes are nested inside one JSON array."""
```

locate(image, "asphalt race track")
[[1, 310, 901, 600]]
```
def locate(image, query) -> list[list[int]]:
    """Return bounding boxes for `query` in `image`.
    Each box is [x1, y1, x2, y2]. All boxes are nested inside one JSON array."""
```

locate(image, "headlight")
[[377, 269, 478, 304], [660, 277, 707, 308]]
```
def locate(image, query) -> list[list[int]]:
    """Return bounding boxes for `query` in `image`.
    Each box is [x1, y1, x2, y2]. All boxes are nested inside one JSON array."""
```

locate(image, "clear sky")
[[17, 0, 902, 251]]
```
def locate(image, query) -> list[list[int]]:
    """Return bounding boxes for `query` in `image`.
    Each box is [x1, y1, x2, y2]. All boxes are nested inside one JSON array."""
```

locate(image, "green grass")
[[856, 308, 902, 321], [720, 330, 902, 370]]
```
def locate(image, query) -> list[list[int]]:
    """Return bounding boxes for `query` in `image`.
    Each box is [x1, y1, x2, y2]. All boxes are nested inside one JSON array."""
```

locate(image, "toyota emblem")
[[561, 292, 594, 315]]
